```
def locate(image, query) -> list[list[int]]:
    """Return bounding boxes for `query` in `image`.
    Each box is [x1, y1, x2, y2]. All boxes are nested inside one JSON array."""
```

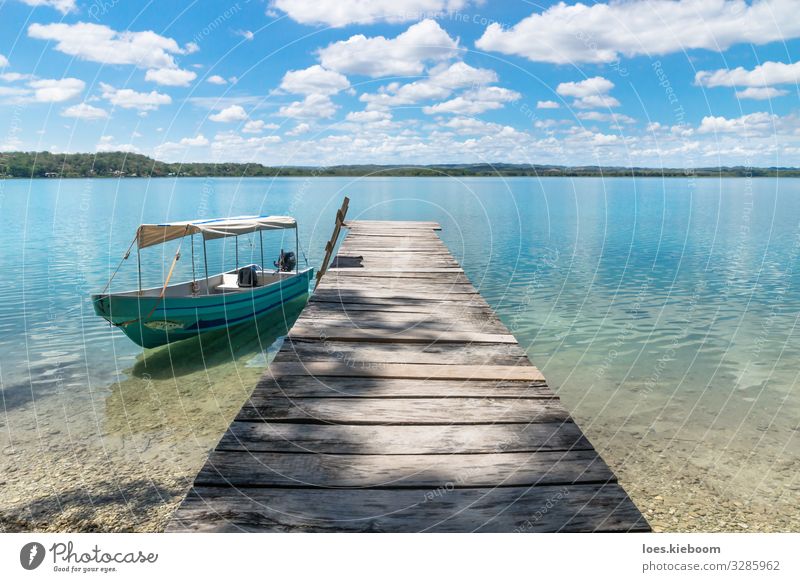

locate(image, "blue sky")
[[1, 0, 799, 167]]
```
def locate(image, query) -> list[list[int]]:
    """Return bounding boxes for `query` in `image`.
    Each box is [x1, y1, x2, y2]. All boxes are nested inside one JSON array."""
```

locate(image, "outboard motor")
[[237, 264, 259, 287], [274, 250, 296, 272]]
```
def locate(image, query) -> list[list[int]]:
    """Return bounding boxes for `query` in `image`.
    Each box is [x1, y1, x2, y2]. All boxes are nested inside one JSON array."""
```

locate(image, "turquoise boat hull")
[[92, 268, 313, 348]]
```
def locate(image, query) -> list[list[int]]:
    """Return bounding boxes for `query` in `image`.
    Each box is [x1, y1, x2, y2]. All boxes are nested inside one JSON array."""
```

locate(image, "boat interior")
[[114, 266, 305, 298]]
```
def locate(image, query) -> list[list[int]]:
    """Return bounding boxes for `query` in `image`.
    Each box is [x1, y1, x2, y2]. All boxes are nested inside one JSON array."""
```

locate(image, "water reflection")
[[1, 297, 307, 532]]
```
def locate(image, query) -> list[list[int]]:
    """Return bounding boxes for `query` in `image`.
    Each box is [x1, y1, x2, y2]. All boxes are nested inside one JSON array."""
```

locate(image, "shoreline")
[[2, 174, 796, 180]]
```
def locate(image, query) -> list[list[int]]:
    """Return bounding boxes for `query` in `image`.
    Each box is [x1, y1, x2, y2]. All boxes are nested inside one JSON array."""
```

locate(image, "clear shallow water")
[[1, 176, 799, 531]]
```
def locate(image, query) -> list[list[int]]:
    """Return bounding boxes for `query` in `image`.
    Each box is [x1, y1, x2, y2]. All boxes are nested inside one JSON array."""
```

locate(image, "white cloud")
[[577, 111, 635, 124], [279, 65, 350, 96], [286, 123, 311, 136], [557, 77, 619, 109], [556, 77, 613, 98], [696, 60, 800, 92], [145, 67, 197, 87], [28, 22, 196, 84], [0, 54, 8, 68], [234, 29, 254, 41], [29, 77, 84, 102], [571, 94, 621, 109], [0, 86, 31, 98], [272, 0, 471, 27], [536, 100, 560, 109], [346, 110, 392, 123], [96, 135, 140, 153], [153, 135, 210, 160], [319, 19, 458, 77], [209, 104, 248, 122], [19, 0, 75, 13], [210, 131, 282, 162], [361, 62, 497, 109], [423, 86, 520, 115], [440, 117, 505, 135], [179, 134, 209, 146], [100, 83, 171, 111], [476, 0, 800, 65], [0, 72, 34, 82], [62, 103, 108, 119], [278, 94, 337, 118], [207, 75, 227, 85], [698, 112, 778, 135], [735, 87, 789, 100], [242, 119, 279, 133]]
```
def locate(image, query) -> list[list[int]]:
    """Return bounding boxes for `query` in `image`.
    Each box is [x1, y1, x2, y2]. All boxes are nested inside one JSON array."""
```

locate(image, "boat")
[[92, 215, 313, 348]]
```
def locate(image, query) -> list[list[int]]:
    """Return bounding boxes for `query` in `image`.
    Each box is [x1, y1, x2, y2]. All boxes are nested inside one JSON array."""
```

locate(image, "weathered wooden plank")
[[236, 397, 568, 424], [289, 326, 519, 344], [301, 301, 493, 315], [301, 305, 488, 318], [326, 272, 471, 281], [292, 316, 510, 335], [194, 449, 613, 488], [167, 483, 649, 533], [267, 362, 543, 381], [312, 291, 479, 304], [327, 268, 464, 273], [302, 310, 501, 322], [343, 247, 452, 252], [309, 294, 489, 307], [310, 293, 493, 308], [251, 376, 553, 399], [274, 340, 529, 366], [217, 422, 588, 453], [321, 282, 478, 292]]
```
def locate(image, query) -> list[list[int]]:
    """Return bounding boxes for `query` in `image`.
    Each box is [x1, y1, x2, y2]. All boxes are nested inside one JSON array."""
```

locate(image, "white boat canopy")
[[136, 215, 296, 249]]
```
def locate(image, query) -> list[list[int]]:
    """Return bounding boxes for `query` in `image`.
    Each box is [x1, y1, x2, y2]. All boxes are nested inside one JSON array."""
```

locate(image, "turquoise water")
[[1, 176, 799, 531]]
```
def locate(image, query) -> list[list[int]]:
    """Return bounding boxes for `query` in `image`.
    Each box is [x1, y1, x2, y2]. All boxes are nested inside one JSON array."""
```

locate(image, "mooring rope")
[[112, 226, 189, 328], [100, 234, 138, 294]]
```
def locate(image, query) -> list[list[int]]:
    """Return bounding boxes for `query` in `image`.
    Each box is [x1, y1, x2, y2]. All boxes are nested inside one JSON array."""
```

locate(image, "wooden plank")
[[217, 422, 589, 453], [267, 362, 544, 382], [236, 397, 569, 424], [293, 316, 510, 335], [289, 326, 519, 344], [310, 293, 488, 306], [274, 340, 529, 366], [168, 483, 649, 533], [301, 301, 493, 315], [312, 291, 479, 302], [251, 376, 553, 399], [327, 268, 464, 273], [193, 450, 614, 488], [341, 249, 450, 253], [322, 282, 477, 292], [312, 291, 492, 304], [326, 272, 471, 281]]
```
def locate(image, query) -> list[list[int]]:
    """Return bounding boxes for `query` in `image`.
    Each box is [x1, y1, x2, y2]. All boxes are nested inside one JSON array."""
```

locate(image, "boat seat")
[[216, 273, 243, 292]]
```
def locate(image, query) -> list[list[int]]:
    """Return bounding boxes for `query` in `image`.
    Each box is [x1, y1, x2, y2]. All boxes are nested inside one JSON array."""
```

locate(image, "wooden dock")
[[167, 220, 649, 532]]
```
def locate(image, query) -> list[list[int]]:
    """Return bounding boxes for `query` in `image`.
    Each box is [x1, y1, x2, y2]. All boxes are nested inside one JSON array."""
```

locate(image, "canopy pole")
[[137, 246, 142, 295], [203, 235, 209, 295], [235, 235, 239, 270], [295, 226, 299, 274], [259, 230, 264, 273], [191, 234, 196, 292]]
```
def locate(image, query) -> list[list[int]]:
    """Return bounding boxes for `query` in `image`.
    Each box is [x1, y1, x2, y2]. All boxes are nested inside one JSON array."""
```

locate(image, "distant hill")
[[1, 151, 798, 178]]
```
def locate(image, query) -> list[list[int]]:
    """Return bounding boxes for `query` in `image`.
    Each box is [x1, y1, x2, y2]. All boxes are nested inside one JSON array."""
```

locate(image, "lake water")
[[1, 176, 799, 532]]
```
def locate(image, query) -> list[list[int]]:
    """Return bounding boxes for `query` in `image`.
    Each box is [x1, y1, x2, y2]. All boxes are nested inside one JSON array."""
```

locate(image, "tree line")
[[1, 151, 796, 178]]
